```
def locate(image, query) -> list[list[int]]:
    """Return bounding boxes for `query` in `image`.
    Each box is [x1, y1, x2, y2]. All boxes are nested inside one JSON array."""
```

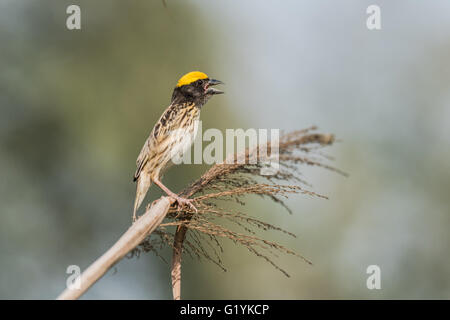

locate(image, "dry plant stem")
[[169, 167, 231, 299], [171, 225, 187, 300], [57, 196, 173, 300]]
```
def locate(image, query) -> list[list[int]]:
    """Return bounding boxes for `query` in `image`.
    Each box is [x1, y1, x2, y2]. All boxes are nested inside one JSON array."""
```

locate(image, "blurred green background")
[[1, 0, 449, 299]]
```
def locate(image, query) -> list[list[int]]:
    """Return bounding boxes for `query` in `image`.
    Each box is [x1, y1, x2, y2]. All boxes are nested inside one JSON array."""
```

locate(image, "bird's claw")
[[173, 196, 198, 213]]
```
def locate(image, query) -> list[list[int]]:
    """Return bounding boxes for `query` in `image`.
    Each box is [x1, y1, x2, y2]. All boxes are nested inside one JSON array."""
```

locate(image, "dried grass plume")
[[130, 126, 345, 285]]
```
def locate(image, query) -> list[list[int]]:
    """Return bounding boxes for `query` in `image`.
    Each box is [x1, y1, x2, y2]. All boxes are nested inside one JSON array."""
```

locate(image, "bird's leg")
[[153, 178, 198, 212]]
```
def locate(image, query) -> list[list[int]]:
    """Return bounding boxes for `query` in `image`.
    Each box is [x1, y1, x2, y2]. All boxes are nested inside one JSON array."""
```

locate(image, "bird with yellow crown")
[[132, 71, 223, 221]]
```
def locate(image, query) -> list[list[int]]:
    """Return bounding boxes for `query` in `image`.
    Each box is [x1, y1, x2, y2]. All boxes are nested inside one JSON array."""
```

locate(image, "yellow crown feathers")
[[176, 71, 209, 87]]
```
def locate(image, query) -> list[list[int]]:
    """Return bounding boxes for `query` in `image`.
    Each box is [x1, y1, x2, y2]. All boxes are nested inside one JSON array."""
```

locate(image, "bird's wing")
[[133, 103, 179, 181], [133, 139, 150, 181]]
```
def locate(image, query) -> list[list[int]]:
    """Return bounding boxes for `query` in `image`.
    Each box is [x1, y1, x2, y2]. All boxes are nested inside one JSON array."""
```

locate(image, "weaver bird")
[[132, 71, 223, 221]]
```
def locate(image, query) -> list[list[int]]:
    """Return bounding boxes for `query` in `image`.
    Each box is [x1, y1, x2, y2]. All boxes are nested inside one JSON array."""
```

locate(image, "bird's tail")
[[133, 174, 152, 221]]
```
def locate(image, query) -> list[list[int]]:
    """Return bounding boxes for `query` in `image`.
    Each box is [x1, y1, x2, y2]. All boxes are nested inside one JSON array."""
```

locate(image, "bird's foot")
[[173, 196, 198, 213], [152, 178, 198, 212]]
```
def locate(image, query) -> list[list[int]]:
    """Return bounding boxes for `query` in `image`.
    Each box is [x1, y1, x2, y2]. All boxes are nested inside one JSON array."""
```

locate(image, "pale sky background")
[[1, 1, 450, 299]]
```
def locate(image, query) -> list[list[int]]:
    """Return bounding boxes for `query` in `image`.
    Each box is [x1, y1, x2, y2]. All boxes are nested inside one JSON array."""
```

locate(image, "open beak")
[[206, 78, 224, 95]]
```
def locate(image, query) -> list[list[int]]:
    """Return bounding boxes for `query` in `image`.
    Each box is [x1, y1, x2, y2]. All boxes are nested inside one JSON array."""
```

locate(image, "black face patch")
[[170, 79, 211, 107]]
